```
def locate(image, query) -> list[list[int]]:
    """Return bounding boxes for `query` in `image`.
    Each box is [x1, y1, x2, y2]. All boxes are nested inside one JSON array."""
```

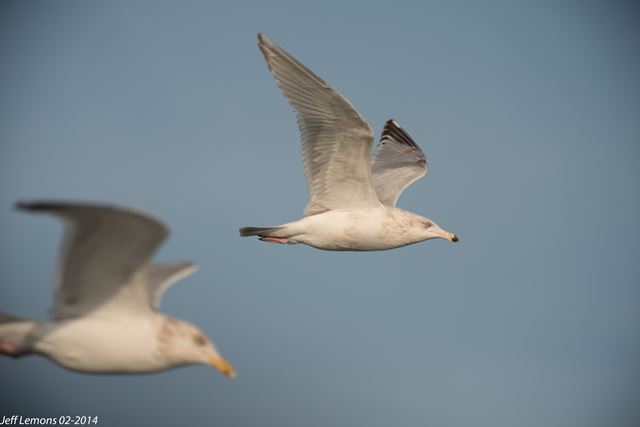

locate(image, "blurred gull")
[[240, 34, 458, 251], [0, 201, 235, 377]]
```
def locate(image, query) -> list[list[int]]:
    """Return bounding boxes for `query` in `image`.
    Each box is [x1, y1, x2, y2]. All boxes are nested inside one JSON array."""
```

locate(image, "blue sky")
[[1, 1, 639, 426]]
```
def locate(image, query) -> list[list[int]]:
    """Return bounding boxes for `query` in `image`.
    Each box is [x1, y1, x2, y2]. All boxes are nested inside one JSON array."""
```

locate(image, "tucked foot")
[[259, 236, 289, 244], [0, 340, 26, 358]]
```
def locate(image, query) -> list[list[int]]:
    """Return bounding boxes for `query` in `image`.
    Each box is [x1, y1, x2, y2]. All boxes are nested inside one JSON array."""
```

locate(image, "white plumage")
[[0, 201, 235, 377], [240, 34, 458, 250]]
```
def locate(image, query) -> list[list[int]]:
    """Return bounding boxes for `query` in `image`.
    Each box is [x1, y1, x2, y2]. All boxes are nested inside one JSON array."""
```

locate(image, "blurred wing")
[[371, 120, 428, 206], [18, 201, 168, 319], [146, 262, 198, 310], [258, 34, 381, 216]]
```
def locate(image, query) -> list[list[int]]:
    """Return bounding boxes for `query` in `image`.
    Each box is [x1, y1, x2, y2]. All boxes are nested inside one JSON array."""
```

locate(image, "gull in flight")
[[0, 201, 235, 377], [240, 34, 458, 251]]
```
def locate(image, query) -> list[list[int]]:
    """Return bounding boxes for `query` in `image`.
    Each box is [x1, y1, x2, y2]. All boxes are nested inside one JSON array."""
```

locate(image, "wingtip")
[[380, 118, 421, 150], [175, 261, 200, 275], [257, 33, 273, 60], [171, 261, 199, 274], [185, 262, 199, 274], [257, 33, 270, 46], [385, 118, 400, 128]]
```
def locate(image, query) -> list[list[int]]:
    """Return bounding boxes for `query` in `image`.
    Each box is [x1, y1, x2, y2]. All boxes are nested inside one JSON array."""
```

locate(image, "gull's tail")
[[0, 311, 37, 358], [0, 311, 27, 324], [239, 226, 286, 237]]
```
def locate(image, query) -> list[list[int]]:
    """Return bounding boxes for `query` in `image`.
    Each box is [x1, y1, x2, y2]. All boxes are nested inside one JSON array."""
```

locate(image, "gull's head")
[[415, 217, 458, 243], [159, 317, 236, 378]]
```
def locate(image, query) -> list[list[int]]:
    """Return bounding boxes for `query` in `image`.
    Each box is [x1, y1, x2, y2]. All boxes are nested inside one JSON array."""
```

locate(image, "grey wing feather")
[[257, 34, 381, 216], [17, 201, 168, 319], [146, 262, 198, 310], [371, 120, 428, 206]]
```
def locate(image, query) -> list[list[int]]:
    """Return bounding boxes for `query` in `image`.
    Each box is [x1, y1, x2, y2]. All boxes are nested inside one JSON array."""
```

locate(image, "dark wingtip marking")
[[257, 33, 276, 71], [381, 119, 419, 149], [257, 33, 276, 52]]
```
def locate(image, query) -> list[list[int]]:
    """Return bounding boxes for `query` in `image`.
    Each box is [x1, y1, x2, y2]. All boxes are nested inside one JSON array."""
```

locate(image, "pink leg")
[[0, 340, 26, 358], [259, 236, 289, 244]]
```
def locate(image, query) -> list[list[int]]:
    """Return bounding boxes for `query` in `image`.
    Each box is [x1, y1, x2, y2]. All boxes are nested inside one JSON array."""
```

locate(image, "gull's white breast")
[[288, 207, 424, 251], [34, 315, 167, 373]]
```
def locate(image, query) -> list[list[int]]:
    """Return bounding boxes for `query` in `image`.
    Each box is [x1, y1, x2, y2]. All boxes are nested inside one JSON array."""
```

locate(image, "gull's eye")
[[424, 221, 432, 228], [193, 334, 207, 346]]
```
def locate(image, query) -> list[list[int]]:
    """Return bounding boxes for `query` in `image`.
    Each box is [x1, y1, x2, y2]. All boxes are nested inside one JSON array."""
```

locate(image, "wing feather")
[[146, 262, 198, 310], [371, 120, 428, 206], [18, 201, 168, 319], [258, 34, 381, 215]]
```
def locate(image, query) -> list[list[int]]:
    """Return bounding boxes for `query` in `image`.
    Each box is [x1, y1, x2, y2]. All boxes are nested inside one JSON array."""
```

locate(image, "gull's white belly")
[[287, 207, 424, 251], [35, 315, 166, 373]]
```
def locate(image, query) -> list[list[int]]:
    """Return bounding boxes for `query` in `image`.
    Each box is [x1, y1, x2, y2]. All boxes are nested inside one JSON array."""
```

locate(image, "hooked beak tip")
[[435, 230, 459, 242]]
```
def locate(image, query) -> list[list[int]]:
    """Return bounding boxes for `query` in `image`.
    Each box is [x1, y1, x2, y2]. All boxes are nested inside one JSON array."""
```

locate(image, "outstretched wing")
[[371, 120, 428, 206], [18, 201, 168, 319], [258, 34, 381, 216], [146, 262, 198, 310]]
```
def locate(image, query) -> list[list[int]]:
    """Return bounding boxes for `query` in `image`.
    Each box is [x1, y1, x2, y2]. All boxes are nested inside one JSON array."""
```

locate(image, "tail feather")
[[0, 311, 38, 357], [0, 311, 27, 324], [239, 226, 285, 237]]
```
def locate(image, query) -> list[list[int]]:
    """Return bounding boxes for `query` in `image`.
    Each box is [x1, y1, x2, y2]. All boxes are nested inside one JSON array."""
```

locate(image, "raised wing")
[[146, 262, 198, 310], [371, 120, 428, 206], [17, 201, 168, 319], [258, 34, 381, 216]]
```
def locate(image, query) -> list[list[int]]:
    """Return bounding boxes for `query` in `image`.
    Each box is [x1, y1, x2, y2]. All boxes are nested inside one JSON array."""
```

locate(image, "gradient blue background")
[[1, 1, 639, 426]]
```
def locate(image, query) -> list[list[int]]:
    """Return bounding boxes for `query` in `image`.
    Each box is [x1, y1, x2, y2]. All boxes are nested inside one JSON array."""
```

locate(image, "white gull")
[[240, 34, 458, 251], [0, 201, 235, 377]]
